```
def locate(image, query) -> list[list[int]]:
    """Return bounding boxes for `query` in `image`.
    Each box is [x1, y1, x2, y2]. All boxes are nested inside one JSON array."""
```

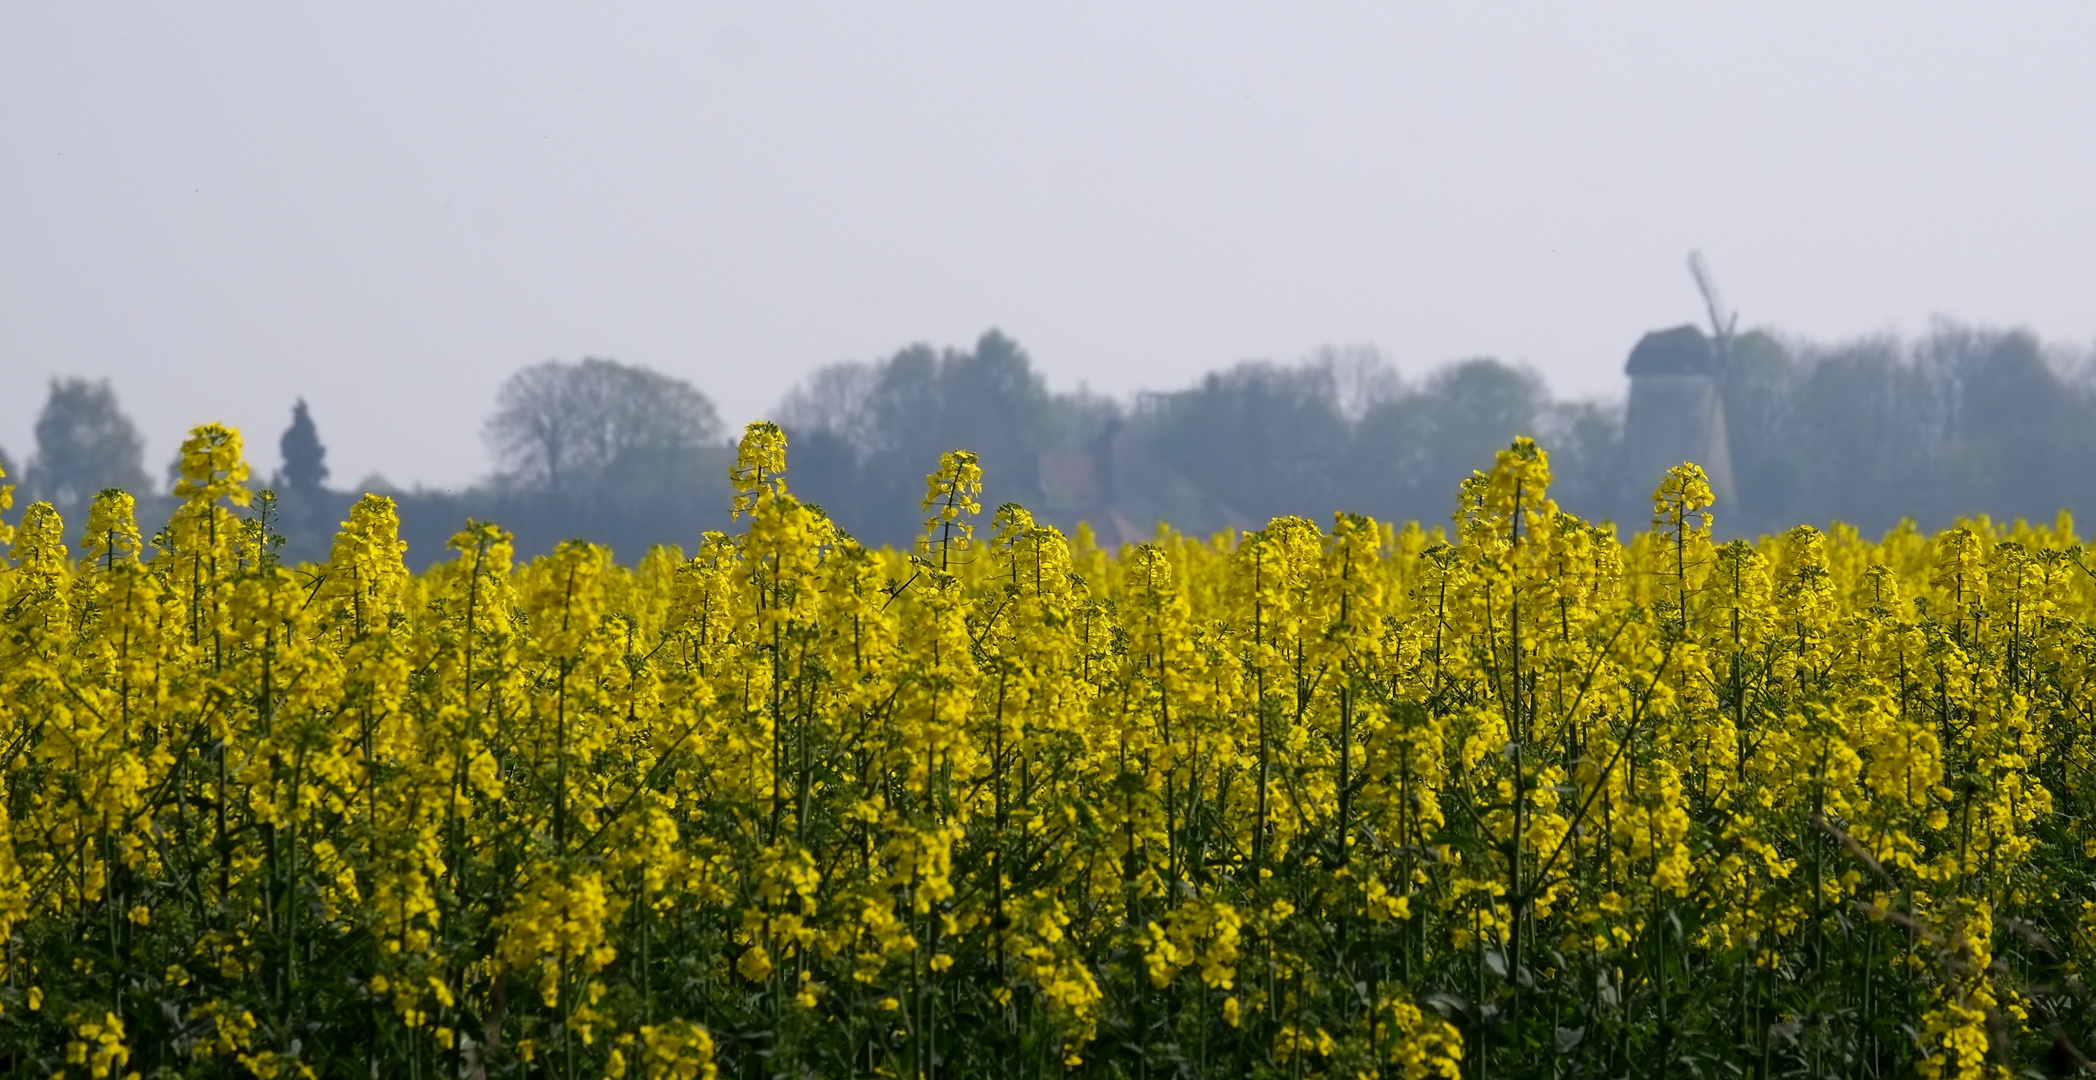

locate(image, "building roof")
[[1625, 324, 1715, 377]]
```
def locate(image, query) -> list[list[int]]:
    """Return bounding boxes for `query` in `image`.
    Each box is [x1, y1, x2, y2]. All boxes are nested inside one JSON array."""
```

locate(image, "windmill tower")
[[1622, 252, 1738, 513]]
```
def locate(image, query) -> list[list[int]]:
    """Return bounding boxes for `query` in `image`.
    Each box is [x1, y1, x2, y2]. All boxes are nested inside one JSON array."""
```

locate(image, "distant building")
[[1623, 325, 1736, 513]]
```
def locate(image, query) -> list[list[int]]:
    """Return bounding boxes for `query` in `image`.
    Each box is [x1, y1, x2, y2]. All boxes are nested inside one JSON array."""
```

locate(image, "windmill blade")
[[1686, 250, 1734, 370], [1685, 249, 1735, 341]]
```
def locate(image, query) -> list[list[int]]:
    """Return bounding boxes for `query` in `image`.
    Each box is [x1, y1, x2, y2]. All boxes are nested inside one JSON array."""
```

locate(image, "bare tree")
[[485, 358, 723, 498], [778, 361, 882, 456], [1308, 343, 1401, 423]]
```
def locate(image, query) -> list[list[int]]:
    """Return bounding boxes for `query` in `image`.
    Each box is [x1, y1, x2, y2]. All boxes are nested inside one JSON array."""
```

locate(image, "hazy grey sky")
[[5, 4, 2093, 489]]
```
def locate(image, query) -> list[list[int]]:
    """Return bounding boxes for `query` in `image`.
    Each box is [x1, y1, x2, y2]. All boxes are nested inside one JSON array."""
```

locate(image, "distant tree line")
[[5, 320, 2094, 565], [0, 366, 732, 568], [779, 324, 2096, 544], [777, 335, 1623, 544], [1714, 325, 2096, 536]]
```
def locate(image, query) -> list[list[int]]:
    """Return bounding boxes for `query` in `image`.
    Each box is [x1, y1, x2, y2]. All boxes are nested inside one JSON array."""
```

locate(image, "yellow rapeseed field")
[[1, 421, 2092, 1079]]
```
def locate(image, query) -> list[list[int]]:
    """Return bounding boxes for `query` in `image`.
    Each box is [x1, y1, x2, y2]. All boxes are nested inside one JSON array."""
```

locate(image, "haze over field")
[[6, 4, 2096, 489], [14, 15, 2096, 1071]]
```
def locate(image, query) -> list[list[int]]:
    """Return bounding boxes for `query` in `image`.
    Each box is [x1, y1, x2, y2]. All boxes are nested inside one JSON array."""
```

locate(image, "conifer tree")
[[24, 377, 151, 511], [277, 397, 329, 493]]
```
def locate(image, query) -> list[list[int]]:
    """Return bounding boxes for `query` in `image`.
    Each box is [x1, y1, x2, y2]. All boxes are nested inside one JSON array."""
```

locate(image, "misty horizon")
[[11, 315, 2094, 497], [8, 5, 2096, 489]]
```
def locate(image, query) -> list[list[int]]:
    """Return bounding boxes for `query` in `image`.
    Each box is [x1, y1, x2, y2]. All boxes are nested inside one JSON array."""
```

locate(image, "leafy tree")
[[937, 330, 1054, 488], [1420, 358, 1546, 480], [24, 377, 151, 515], [1136, 361, 1350, 527], [1927, 326, 2087, 524], [1348, 358, 1546, 526], [1697, 322, 2096, 536], [1537, 399, 1625, 522], [779, 331, 1058, 544], [1715, 330, 1802, 532], [276, 398, 330, 494]]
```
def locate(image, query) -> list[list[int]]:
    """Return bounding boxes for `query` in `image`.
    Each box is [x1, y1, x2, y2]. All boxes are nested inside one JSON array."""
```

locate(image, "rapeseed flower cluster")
[[6, 425, 2096, 1077]]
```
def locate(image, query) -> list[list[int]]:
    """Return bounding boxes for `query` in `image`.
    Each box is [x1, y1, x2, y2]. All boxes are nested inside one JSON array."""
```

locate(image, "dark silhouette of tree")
[[780, 331, 1057, 545], [1137, 361, 1350, 527], [1690, 323, 2096, 537], [1538, 399, 1625, 522], [1348, 358, 1545, 525], [1930, 327, 2084, 524], [24, 377, 151, 519], [276, 398, 330, 495], [1714, 330, 1802, 533], [434, 357, 735, 561], [486, 358, 723, 499]]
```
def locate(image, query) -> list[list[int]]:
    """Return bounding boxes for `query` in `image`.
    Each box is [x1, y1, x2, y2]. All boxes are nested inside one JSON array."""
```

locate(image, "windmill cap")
[[1625, 324, 1715, 377]]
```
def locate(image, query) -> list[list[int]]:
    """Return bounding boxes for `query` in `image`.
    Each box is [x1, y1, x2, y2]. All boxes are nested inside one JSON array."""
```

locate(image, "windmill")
[[1618, 252, 1741, 512], [1686, 250, 1739, 374]]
